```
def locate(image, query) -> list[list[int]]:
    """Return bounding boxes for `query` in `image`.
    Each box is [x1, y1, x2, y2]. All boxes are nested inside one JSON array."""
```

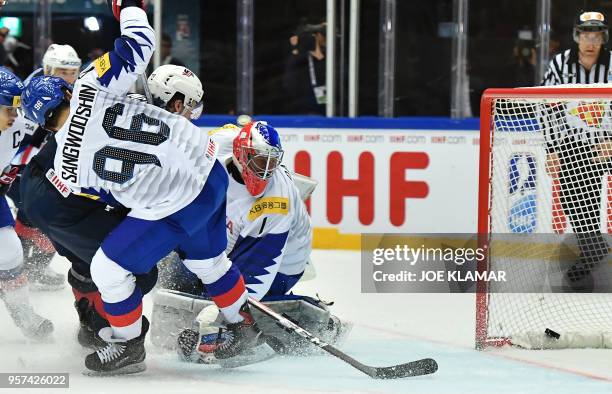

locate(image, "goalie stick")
[[247, 297, 438, 379]]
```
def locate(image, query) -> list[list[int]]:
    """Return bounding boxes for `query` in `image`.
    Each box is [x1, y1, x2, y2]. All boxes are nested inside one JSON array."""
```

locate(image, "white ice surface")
[[1, 249, 611, 393]]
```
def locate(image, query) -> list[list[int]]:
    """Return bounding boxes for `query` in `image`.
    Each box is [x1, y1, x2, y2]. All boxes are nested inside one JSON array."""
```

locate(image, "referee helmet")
[[573, 11, 609, 44]]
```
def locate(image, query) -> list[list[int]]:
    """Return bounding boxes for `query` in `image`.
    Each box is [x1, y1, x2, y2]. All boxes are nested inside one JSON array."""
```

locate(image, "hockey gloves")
[[107, 0, 146, 21], [0, 164, 19, 196]]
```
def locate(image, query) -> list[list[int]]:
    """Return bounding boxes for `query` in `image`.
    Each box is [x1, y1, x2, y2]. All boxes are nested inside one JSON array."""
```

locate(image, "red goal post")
[[477, 86, 612, 350]]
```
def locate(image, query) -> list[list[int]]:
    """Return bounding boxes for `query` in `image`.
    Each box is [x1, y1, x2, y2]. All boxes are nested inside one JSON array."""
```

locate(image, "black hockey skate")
[[564, 262, 596, 292], [84, 317, 149, 375], [74, 298, 109, 349]]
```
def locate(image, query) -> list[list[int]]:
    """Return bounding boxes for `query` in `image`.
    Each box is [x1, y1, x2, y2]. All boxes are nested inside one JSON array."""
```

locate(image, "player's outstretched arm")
[[83, 1, 154, 96]]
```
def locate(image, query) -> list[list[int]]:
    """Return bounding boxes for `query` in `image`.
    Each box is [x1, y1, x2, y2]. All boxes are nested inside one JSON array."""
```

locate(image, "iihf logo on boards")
[[507, 153, 537, 233]]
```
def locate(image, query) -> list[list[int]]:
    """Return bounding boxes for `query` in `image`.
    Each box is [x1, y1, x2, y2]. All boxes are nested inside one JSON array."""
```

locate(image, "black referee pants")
[[558, 142, 610, 283]]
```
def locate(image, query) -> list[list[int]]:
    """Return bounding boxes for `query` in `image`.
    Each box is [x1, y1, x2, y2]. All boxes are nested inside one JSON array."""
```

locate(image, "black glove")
[[0, 164, 20, 196], [107, 0, 146, 21], [30, 126, 52, 148]]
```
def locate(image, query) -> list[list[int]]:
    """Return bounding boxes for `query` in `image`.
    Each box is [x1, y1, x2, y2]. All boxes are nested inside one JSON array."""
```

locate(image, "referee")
[[542, 10, 612, 291]]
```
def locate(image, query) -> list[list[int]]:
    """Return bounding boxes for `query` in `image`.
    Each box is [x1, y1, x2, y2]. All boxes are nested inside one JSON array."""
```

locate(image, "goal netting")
[[477, 85, 612, 349]]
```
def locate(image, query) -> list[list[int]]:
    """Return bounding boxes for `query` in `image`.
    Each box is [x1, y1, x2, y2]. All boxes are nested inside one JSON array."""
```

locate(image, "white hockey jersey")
[[209, 124, 312, 300], [52, 8, 217, 220], [0, 115, 35, 169]]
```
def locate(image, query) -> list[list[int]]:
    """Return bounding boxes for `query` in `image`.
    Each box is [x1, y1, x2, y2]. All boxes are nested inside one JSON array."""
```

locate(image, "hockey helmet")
[[0, 67, 24, 108], [43, 44, 82, 73], [233, 121, 284, 196], [573, 11, 609, 44], [21, 76, 72, 126], [148, 65, 204, 119]]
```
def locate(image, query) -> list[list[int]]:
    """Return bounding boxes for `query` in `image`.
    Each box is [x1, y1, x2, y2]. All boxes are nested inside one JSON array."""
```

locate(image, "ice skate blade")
[[82, 362, 147, 376], [217, 343, 276, 368]]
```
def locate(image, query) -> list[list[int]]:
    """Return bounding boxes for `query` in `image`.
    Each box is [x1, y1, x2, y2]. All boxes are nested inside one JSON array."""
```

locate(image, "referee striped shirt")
[[542, 46, 612, 85], [540, 46, 612, 153]]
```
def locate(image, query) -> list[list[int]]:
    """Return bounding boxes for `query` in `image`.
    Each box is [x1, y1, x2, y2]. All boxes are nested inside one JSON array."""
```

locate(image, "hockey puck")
[[544, 328, 560, 339], [237, 114, 252, 126]]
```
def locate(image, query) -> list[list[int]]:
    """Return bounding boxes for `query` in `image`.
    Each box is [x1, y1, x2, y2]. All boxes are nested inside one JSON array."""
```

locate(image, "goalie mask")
[[233, 121, 284, 196]]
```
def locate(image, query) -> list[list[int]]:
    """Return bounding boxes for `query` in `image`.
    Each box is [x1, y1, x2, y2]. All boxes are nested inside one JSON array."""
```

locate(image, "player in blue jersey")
[[7, 44, 82, 292], [0, 67, 53, 339], [20, 0, 268, 376]]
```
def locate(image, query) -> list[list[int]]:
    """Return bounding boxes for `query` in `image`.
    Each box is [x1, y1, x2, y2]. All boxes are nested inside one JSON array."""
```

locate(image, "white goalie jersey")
[[52, 8, 217, 220], [209, 124, 313, 299]]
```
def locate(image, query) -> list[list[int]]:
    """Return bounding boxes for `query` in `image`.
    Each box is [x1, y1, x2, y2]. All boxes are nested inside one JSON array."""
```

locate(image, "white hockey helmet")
[[147, 64, 204, 119], [42, 44, 82, 73]]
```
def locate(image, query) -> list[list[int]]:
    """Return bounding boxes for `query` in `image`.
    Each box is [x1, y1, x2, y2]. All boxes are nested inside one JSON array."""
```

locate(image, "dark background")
[[4, 0, 612, 116]]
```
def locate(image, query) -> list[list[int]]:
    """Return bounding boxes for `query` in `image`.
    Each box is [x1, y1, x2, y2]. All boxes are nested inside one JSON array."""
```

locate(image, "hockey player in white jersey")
[[0, 67, 53, 339], [24, 44, 82, 86], [20, 0, 266, 375], [153, 121, 349, 359], [199, 121, 312, 300]]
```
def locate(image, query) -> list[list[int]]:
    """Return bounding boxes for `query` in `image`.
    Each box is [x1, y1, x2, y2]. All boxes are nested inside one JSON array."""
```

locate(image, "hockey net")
[[477, 85, 612, 350]]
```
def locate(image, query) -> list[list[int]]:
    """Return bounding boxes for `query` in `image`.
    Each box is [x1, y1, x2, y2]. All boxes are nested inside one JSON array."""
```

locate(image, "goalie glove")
[[107, 0, 146, 21], [0, 164, 19, 196]]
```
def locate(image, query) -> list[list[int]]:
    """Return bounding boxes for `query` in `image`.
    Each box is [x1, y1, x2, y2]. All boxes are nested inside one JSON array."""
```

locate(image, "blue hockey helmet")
[[0, 67, 24, 108], [21, 75, 72, 126]]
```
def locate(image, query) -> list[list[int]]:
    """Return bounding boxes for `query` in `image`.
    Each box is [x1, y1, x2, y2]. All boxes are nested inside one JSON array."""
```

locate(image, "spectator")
[[3, 35, 30, 70], [0, 27, 9, 66], [161, 33, 186, 67], [511, 30, 536, 87], [283, 22, 327, 115]]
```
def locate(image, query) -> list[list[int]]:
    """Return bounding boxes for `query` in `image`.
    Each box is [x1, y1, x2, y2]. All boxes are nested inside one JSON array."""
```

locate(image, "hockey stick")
[[139, 73, 153, 104], [247, 297, 438, 379]]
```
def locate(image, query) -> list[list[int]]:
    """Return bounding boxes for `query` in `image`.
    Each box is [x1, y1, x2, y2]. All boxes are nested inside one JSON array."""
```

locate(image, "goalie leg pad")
[[150, 289, 352, 354], [151, 289, 213, 349]]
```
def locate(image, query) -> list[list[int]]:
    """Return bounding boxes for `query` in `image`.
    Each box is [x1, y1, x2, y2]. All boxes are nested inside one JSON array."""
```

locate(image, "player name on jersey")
[[61, 83, 97, 183]]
